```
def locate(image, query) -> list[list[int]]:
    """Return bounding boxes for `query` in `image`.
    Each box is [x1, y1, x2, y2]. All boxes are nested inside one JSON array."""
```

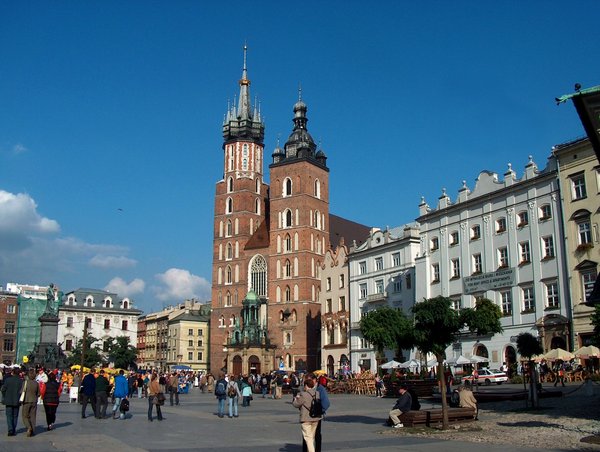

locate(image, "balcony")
[[366, 292, 388, 303]]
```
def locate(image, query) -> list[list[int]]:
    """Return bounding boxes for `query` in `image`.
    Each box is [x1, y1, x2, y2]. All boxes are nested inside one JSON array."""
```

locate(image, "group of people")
[[1, 367, 64, 436]]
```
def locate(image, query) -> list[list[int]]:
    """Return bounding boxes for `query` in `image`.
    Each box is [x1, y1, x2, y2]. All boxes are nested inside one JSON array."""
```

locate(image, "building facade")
[[553, 138, 599, 347], [210, 49, 368, 375], [136, 316, 147, 368], [58, 288, 141, 360], [415, 156, 569, 368], [348, 225, 420, 372], [167, 301, 211, 372], [319, 242, 350, 376], [0, 291, 18, 364]]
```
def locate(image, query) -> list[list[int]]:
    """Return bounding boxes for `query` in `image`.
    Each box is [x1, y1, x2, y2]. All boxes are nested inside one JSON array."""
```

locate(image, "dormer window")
[[67, 296, 76, 306], [85, 297, 93, 307], [122, 300, 129, 309], [104, 299, 111, 308]]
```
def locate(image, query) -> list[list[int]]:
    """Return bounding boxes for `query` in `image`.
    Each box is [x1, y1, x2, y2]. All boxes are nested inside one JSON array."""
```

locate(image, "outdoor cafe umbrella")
[[380, 360, 401, 369], [573, 345, 600, 359], [446, 355, 471, 365], [543, 348, 575, 361], [171, 365, 192, 371], [398, 359, 420, 369]]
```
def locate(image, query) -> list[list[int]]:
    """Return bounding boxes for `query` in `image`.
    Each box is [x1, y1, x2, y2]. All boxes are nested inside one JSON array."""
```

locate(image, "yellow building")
[[167, 303, 211, 372], [553, 138, 599, 347]]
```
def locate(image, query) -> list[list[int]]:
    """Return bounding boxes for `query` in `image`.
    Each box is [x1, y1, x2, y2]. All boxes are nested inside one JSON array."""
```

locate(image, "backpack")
[[120, 398, 129, 412], [215, 380, 226, 396], [309, 393, 323, 418], [450, 390, 460, 408], [227, 383, 237, 398]]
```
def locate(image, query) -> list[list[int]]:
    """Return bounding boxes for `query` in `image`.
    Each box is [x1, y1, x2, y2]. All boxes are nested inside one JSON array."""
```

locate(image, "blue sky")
[[1, 1, 599, 313]]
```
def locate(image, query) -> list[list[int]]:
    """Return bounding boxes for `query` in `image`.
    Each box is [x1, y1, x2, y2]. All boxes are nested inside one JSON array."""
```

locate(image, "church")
[[210, 48, 367, 376]]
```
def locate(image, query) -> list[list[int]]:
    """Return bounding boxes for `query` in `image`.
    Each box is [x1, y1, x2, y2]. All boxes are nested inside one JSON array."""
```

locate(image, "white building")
[[58, 288, 142, 358], [415, 156, 569, 369], [348, 225, 420, 372], [5, 283, 48, 299]]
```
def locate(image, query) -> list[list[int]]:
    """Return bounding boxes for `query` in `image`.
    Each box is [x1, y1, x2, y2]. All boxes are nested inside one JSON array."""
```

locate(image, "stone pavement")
[[0, 385, 568, 451]]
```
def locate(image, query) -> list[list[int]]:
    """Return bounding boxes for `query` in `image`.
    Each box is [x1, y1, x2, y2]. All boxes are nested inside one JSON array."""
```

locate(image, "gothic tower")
[[211, 47, 270, 373], [267, 94, 330, 372]]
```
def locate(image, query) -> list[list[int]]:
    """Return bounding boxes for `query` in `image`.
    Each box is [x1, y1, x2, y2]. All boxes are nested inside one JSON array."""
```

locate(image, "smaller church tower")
[[267, 93, 330, 371]]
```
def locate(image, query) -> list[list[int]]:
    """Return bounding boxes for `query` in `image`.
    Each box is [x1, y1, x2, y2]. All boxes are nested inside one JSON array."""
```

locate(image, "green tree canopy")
[[516, 332, 543, 359], [360, 307, 413, 356], [107, 336, 138, 369], [67, 335, 103, 368]]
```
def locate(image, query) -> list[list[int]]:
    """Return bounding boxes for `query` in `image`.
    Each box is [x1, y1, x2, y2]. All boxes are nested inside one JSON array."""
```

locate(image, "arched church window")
[[314, 179, 321, 198], [226, 220, 232, 237], [227, 177, 234, 193], [284, 178, 292, 197], [226, 243, 233, 260], [285, 260, 291, 278], [284, 209, 293, 228], [255, 198, 260, 215], [226, 197, 233, 214], [285, 286, 291, 302], [225, 291, 231, 307], [285, 234, 292, 252], [226, 266, 232, 284], [249, 255, 267, 297], [256, 178, 260, 193]]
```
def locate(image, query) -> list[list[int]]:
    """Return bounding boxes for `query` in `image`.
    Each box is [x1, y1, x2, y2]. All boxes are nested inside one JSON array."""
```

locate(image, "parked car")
[[462, 368, 508, 386]]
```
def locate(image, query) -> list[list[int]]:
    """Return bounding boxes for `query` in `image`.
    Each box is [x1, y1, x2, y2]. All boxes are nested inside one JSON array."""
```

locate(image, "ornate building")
[[210, 49, 367, 375]]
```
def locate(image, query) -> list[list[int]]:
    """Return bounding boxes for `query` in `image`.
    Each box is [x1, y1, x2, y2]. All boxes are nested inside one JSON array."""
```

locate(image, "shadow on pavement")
[[324, 415, 385, 425], [278, 443, 302, 451], [497, 420, 563, 428]]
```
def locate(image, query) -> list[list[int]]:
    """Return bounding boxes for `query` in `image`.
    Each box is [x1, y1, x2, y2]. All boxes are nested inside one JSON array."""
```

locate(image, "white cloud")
[[104, 277, 145, 297], [89, 255, 137, 269], [153, 268, 210, 302], [12, 143, 28, 154], [0, 191, 60, 248]]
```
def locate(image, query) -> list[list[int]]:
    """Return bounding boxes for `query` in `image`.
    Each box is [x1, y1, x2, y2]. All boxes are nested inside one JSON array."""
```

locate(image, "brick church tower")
[[210, 49, 328, 375]]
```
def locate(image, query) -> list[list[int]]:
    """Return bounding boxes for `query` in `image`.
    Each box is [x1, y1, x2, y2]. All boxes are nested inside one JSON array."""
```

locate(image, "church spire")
[[237, 44, 251, 120], [222, 45, 264, 145]]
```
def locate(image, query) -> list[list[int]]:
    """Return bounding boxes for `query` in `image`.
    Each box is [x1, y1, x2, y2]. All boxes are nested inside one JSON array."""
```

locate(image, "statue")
[[44, 283, 60, 316], [45, 345, 57, 365]]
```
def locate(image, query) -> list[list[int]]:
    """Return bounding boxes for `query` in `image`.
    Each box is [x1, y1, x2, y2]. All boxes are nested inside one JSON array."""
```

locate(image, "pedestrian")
[[375, 375, 383, 398], [41, 371, 62, 430], [214, 372, 227, 418], [554, 363, 566, 387], [1, 368, 23, 436], [226, 375, 242, 418], [168, 372, 179, 406], [147, 372, 164, 421], [292, 373, 322, 452], [241, 377, 252, 407], [80, 368, 97, 419], [302, 373, 330, 452], [260, 373, 269, 398], [128, 372, 136, 398], [95, 369, 110, 419], [112, 370, 128, 420], [21, 368, 40, 437], [458, 384, 478, 420], [388, 383, 412, 428], [136, 373, 144, 398]]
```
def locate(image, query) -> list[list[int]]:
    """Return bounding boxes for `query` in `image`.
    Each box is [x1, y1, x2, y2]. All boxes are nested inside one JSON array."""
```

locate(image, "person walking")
[[41, 371, 62, 430], [112, 370, 128, 420], [301, 373, 330, 452], [226, 376, 242, 418], [21, 368, 40, 437], [241, 377, 253, 407], [136, 373, 144, 398], [375, 375, 383, 398], [80, 368, 97, 419], [1, 368, 23, 436], [147, 372, 164, 421], [292, 374, 322, 452], [168, 372, 179, 406], [388, 384, 412, 428], [95, 369, 110, 419], [554, 363, 566, 387], [214, 373, 227, 418]]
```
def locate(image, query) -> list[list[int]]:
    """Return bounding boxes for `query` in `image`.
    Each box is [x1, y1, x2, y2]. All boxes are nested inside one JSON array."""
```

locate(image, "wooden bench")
[[398, 407, 476, 427]]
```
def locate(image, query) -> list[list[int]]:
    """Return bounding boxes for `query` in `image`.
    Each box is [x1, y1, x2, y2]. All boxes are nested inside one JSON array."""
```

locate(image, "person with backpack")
[[292, 373, 322, 452], [260, 374, 269, 398], [112, 369, 128, 420], [226, 375, 242, 418], [241, 377, 253, 406], [303, 374, 330, 452], [214, 373, 228, 418]]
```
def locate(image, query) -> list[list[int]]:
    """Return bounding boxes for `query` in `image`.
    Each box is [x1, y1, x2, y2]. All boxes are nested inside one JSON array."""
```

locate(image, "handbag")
[[156, 392, 166, 406], [19, 380, 27, 404]]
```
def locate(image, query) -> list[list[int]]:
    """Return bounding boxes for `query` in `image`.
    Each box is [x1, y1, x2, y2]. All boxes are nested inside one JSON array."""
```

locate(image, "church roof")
[[329, 214, 370, 249]]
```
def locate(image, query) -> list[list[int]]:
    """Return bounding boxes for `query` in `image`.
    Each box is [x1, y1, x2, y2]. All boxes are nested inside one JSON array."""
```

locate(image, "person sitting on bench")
[[388, 384, 412, 428]]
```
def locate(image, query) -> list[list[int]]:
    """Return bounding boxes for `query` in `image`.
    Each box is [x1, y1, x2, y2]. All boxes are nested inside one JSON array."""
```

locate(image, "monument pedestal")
[[29, 313, 67, 370]]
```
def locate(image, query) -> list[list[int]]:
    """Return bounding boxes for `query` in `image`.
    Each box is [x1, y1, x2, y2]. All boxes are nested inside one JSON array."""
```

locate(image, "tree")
[[589, 305, 600, 347], [516, 332, 543, 408], [412, 296, 503, 429], [360, 307, 413, 364], [107, 336, 138, 369], [67, 335, 103, 368]]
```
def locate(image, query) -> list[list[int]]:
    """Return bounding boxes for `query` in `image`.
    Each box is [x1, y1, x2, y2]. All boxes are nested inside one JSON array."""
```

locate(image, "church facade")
[[210, 50, 334, 375]]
